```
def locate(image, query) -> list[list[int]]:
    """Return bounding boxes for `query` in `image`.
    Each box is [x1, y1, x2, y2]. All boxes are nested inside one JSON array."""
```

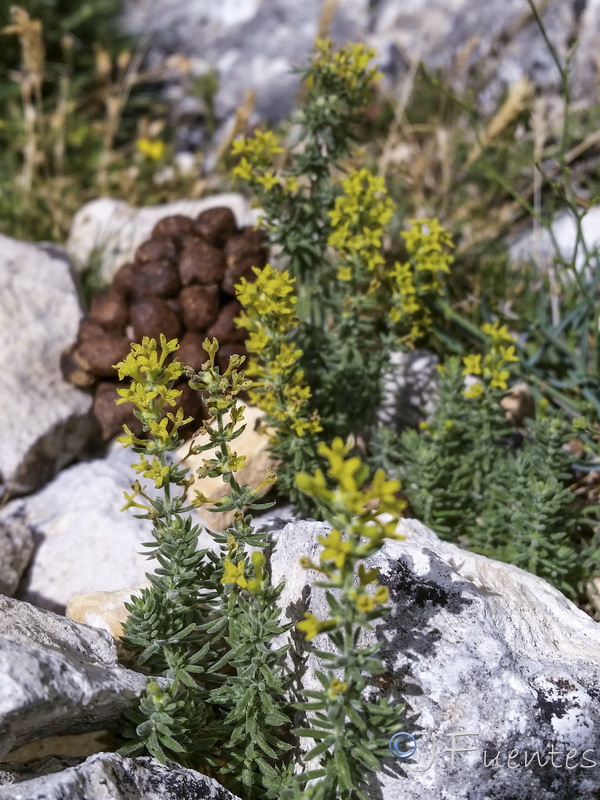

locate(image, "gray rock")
[[372, 0, 581, 109], [0, 441, 157, 612], [122, 0, 599, 151], [270, 518, 600, 799], [0, 753, 241, 799], [0, 236, 94, 497], [378, 349, 438, 430], [123, 0, 367, 141], [67, 194, 260, 285], [0, 596, 147, 758], [0, 518, 33, 596]]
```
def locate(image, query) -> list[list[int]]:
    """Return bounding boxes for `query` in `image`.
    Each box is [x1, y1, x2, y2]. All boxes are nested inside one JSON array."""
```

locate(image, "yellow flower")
[[132, 455, 170, 488], [368, 469, 403, 514], [462, 354, 482, 376], [328, 679, 348, 698], [284, 176, 300, 193], [231, 130, 283, 165], [291, 416, 322, 437], [297, 611, 337, 641], [117, 424, 144, 448], [358, 564, 379, 586], [490, 369, 510, 390], [463, 381, 483, 400], [226, 451, 247, 472], [256, 171, 281, 191], [481, 321, 514, 344], [499, 345, 519, 363], [232, 156, 253, 182], [318, 528, 353, 568], [373, 585, 389, 604], [136, 137, 166, 161], [222, 559, 248, 589], [317, 437, 367, 495], [295, 469, 333, 503], [356, 593, 376, 613], [231, 136, 248, 155]]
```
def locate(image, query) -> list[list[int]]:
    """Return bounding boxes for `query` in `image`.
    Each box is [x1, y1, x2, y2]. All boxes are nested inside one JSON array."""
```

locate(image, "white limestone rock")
[[0, 237, 94, 497], [0, 441, 157, 612], [0, 596, 147, 759], [67, 194, 260, 284], [270, 518, 600, 799], [0, 753, 241, 799], [509, 205, 600, 275]]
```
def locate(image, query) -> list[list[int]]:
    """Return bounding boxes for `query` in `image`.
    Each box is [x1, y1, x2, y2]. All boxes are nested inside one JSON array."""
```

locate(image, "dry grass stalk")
[[377, 45, 423, 180], [315, 0, 339, 41], [530, 96, 561, 324], [467, 77, 532, 166], [213, 89, 257, 167], [2, 6, 45, 192], [2, 6, 44, 90], [501, 0, 553, 43], [96, 36, 150, 192], [49, 35, 75, 176]]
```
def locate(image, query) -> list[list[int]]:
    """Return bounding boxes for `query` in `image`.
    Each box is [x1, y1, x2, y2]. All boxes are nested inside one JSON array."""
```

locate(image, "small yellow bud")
[[327, 679, 348, 698], [373, 585, 389, 604]]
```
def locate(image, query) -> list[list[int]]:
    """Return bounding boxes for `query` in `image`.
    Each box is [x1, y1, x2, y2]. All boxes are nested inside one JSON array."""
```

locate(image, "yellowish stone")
[[178, 404, 278, 531], [65, 583, 149, 639]]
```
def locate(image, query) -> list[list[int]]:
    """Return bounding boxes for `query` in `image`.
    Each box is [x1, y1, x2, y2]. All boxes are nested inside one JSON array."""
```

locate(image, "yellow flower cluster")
[[296, 437, 405, 523], [390, 218, 453, 344], [235, 264, 321, 438], [113, 335, 198, 500], [462, 321, 519, 399], [327, 168, 395, 283], [114, 336, 192, 488], [136, 137, 166, 161], [235, 264, 297, 332], [311, 38, 382, 91], [232, 129, 283, 161], [231, 130, 298, 195], [222, 551, 265, 594], [327, 678, 348, 699], [402, 217, 454, 277], [295, 437, 405, 642]]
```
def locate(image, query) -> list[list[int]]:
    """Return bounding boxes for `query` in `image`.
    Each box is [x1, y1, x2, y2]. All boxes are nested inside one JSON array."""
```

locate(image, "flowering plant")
[[231, 39, 453, 513]]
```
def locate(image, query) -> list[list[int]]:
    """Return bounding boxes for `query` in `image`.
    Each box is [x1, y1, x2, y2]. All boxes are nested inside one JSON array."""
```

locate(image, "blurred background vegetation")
[[0, 0, 205, 242]]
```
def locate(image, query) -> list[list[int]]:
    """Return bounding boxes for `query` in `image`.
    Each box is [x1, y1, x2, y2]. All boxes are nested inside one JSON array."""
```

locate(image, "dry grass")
[[0, 6, 212, 243]]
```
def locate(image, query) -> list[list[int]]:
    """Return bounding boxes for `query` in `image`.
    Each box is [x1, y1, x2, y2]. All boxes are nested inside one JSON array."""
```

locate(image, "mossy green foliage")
[[390, 325, 600, 600]]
